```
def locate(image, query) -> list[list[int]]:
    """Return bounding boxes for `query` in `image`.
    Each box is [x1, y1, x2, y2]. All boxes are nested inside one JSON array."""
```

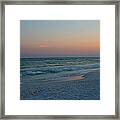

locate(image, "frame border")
[[0, 0, 119, 119]]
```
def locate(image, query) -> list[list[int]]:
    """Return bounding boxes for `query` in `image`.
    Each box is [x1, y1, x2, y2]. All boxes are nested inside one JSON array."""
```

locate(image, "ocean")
[[20, 57, 100, 100]]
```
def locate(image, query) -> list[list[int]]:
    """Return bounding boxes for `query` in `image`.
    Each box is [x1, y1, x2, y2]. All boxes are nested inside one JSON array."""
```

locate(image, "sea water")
[[20, 57, 100, 100]]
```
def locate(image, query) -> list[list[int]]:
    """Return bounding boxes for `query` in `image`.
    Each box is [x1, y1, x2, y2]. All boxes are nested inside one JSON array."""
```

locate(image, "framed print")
[[0, 0, 119, 119]]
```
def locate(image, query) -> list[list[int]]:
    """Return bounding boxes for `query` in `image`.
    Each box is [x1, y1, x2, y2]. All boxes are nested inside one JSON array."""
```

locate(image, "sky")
[[20, 20, 100, 57]]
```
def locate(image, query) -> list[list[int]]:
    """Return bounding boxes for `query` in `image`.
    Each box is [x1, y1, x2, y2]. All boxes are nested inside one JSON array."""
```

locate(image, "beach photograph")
[[20, 20, 100, 100]]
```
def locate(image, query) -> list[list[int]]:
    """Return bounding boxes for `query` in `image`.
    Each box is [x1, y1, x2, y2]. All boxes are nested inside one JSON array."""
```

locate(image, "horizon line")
[[20, 55, 100, 58]]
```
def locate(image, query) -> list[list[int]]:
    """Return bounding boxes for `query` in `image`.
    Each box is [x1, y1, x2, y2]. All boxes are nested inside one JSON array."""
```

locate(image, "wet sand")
[[21, 69, 100, 100], [66, 75, 85, 81]]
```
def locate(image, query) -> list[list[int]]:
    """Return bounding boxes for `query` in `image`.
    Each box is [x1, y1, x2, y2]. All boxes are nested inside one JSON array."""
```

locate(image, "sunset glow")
[[20, 20, 100, 57]]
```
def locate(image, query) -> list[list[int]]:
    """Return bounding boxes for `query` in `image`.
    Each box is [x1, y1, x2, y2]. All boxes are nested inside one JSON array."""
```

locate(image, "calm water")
[[20, 57, 100, 100]]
